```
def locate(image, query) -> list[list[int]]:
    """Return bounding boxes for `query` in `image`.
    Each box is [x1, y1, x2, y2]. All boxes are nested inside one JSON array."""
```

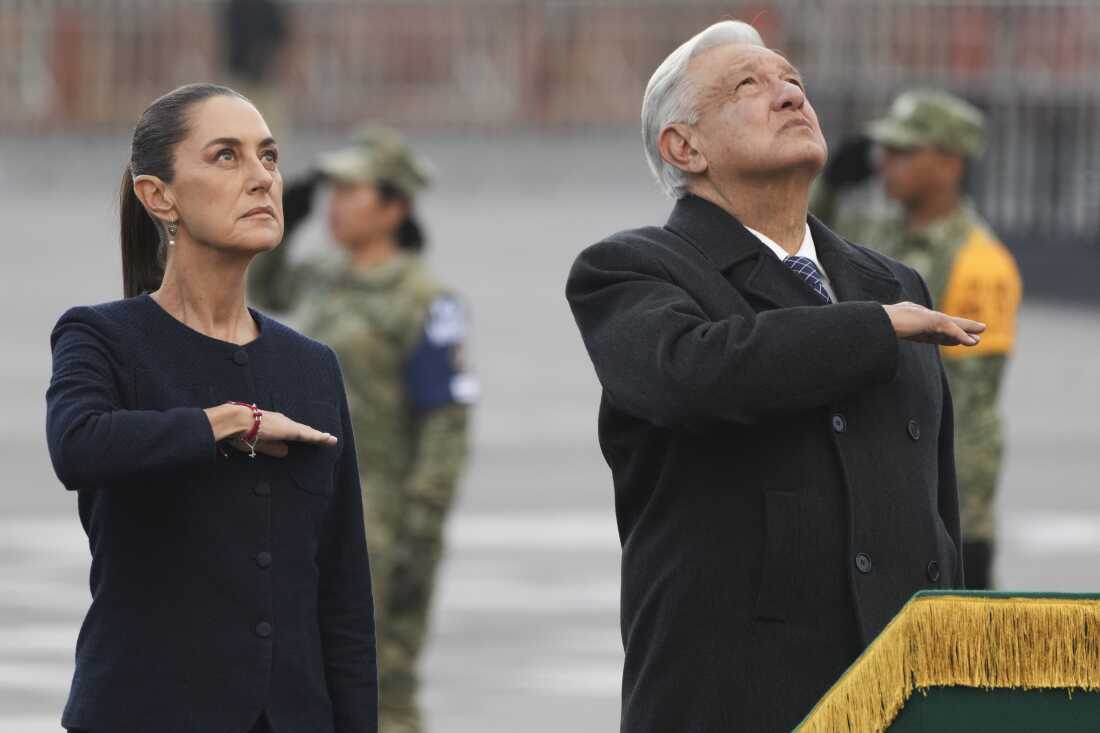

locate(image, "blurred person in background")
[[46, 83, 377, 733], [249, 126, 475, 733], [812, 90, 1022, 589], [221, 0, 290, 135]]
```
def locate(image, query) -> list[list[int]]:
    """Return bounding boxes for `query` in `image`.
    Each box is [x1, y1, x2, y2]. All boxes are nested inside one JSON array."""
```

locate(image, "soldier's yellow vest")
[[939, 226, 1022, 361]]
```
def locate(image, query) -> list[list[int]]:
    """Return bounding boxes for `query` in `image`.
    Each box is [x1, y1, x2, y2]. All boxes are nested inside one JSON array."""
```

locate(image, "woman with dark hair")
[[46, 83, 377, 733], [249, 126, 475, 733]]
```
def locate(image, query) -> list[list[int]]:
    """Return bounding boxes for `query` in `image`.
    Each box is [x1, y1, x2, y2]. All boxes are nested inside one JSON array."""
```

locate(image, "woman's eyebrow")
[[203, 136, 278, 149], [203, 137, 241, 149]]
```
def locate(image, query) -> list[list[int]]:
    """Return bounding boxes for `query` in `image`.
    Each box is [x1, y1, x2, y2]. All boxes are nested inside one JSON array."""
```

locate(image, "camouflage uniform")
[[249, 129, 474, 733], [812, 91, 1022, 587]]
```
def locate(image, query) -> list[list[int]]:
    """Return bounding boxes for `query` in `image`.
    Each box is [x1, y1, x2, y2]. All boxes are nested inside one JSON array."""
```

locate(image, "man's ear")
[[132, 174, 177, 225], [658, 124, 708, 176]]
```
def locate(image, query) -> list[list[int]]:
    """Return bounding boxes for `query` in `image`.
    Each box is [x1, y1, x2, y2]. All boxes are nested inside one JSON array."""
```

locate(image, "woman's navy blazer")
[[46, 294, 377, 733]]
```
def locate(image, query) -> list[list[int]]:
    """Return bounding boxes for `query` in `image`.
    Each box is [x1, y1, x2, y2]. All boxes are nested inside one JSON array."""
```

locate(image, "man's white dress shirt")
[[744, 223, 838, 303]]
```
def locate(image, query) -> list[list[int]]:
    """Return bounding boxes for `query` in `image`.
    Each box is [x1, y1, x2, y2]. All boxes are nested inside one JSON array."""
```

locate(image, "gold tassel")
[[795, 595, 1100, 733]]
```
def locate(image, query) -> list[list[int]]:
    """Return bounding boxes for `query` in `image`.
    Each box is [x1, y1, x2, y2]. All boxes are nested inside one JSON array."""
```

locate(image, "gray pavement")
[[1, 132, 1098, 732]]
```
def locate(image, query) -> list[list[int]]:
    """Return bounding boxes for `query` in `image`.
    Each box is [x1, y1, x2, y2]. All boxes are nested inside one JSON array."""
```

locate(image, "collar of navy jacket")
[[664, 194, 903, 309]]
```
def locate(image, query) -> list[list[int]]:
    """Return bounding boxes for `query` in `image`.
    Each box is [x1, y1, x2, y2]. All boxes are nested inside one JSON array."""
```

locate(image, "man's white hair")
[[641, 20, 766, 198]]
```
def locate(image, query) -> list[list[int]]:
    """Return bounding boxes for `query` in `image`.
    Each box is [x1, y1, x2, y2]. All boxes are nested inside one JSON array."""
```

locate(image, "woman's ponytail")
[[376, 181, 427, 253], [396, 213, 426, 253], [119, 165, 166, 298]]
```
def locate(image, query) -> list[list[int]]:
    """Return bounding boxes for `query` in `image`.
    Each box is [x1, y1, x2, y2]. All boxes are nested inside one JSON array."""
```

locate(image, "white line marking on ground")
[[1004, 512, 1100, 555], [0, 716, 63, 733]]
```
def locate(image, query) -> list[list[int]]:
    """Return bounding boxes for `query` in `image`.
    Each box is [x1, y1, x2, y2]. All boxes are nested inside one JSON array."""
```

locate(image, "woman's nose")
[[245, 156, 274, 192]]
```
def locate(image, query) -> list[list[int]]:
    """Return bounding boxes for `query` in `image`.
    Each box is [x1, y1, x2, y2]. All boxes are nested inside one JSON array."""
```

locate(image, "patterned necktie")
[[783, 256, 833, 304]]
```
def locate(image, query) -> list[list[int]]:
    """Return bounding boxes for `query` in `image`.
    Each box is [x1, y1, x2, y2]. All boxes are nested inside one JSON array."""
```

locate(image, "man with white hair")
[[566, 21, 986, 731]]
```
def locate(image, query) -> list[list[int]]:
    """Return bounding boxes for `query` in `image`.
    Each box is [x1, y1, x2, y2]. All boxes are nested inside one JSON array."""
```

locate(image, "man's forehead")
[[729, 50, 800, 77], [696, 44, 801, 81]]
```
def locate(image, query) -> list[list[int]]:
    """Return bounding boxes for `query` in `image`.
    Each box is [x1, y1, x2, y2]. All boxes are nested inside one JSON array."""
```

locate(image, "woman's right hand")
[[236, 409, 337, 458], [205, 403, 337, 458]]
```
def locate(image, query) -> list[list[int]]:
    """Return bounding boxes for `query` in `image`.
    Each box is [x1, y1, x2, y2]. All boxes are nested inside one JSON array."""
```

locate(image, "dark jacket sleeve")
[[936, 363, 964, 584], [45, 307, 217, 490], [565, 238, 899, 429], [317, 348, 379, 733]]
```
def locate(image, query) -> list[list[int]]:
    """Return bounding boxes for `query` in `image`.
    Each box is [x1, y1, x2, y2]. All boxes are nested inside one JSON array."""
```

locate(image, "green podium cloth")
[[794, 592, 1100, 732]]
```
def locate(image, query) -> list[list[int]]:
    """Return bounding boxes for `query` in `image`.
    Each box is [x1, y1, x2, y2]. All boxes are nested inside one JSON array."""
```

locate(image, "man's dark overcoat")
[[566, 195, 963, 733]]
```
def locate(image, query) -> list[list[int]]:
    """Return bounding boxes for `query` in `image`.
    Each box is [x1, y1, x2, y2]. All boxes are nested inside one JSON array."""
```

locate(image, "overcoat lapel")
[[810, 215, 903, 305], [665, 195, 903, 308]]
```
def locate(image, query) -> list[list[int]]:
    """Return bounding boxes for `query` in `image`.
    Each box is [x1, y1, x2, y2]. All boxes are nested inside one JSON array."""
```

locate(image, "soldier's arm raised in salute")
[[248, 172, 321, 312]]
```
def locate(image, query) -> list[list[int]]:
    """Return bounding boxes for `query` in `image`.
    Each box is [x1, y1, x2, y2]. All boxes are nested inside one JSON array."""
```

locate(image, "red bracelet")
[[229, 401, 263, 457]]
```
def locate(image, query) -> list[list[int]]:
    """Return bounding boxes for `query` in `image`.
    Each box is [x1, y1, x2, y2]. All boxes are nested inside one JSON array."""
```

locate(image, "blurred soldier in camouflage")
[[812, 90, 1022, 589], [250, 127, 476, 732]]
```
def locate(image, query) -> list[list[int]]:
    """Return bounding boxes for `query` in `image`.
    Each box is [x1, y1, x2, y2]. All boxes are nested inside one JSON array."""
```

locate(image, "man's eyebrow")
[[729, 60, 762, 76], [717, 62, 760, 89], [778, 62, 803, 78], [726, 58, 802, 78]]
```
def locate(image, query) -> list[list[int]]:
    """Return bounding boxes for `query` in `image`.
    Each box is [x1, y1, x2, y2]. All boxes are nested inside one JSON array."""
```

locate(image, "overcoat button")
[[927, 560, 941, 583], [855, 552, 873, 574], [908, 419, 921, 441], [254, 481, 271, 497], [256, 552, 272, 569], [233, 349, 249, 366], [255, 621, 272, 638], [832, 414, 847, 433]]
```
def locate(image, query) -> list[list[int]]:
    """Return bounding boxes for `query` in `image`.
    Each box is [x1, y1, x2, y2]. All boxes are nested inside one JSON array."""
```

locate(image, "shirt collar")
[[743, 223, 821, 268], [745, 223, 836, 302]]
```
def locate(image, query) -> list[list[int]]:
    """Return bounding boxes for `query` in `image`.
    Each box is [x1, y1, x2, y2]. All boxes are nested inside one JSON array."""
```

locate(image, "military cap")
[[867, 90, 986, 158], [317, 125, 431, 197]]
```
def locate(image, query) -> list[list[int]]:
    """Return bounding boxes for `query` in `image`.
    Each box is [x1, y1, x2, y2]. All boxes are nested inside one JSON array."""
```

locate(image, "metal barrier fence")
[[1, 0, 1098, 245]]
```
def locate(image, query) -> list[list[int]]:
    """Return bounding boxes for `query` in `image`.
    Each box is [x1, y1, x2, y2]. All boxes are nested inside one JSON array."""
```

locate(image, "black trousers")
[[69, 713, 272, 733], [249, 713, 274, 733], [963, 540, 994, 589]]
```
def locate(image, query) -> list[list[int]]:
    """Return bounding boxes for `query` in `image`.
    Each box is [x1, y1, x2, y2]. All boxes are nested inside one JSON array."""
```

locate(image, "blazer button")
[[254, 481, 271, 497], [908, 419, 921, 441], [927, 560, 941, 583], [256, 551, 272, 569], [832, 414, 847, 433], [233, 349, 249, 366], [854, 552, 873, 574], [255, 621, 272, 638]]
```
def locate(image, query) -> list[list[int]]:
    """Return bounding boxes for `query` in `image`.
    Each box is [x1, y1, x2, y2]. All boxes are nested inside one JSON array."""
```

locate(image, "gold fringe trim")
[[795, 595, 1100, 733]]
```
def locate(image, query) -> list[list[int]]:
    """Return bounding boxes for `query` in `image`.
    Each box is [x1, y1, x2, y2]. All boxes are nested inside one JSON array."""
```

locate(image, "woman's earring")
[[166, 221, 178, 246]]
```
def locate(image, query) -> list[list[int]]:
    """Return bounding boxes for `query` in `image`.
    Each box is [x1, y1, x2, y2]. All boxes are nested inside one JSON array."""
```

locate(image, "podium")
[[794, 591, 1100, 732]]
